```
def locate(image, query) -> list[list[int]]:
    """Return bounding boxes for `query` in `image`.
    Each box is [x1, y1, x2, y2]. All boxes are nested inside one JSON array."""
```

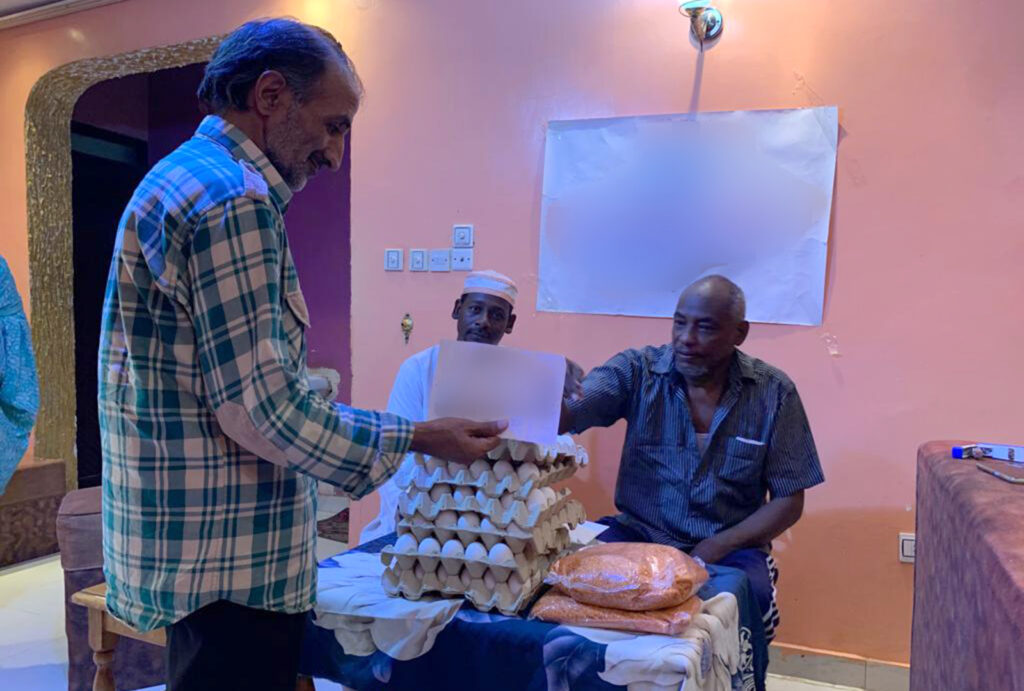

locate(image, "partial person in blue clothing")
[[560, 275, 825, 642], [0, 256, 39, 496], [360, 270, 519, 542]]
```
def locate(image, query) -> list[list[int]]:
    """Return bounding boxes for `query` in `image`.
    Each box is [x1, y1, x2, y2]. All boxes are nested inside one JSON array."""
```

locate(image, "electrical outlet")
[[384, 248, 403, 271], [409, 249, 427, 272], [451, 248, 473, 271], [898, 532, 915, 563], [429, 249, 451, 272], [452, 224, 474, 248]]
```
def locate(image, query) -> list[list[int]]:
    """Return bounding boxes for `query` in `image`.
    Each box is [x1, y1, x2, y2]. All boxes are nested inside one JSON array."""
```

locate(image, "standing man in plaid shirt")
[[99, 18, 504, 691]]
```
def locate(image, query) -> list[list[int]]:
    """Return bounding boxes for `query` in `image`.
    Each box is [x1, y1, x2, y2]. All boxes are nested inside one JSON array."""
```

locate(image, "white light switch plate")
[[898, 532, 915, 563], [452, 224, 474, 248], [451, 248, 473, 271], [384, 248, 403, 271], [409, 249, 427, 272], [429, 249, 451, 272]]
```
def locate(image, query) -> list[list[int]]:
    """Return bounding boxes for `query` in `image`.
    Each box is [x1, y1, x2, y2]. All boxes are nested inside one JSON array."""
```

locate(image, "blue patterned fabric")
[[299, 534, 768, 691], [0, 256, 38, 496]]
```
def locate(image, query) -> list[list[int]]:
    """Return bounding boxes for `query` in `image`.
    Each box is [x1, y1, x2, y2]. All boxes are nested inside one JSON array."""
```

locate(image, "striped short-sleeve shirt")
[[567, 345, 824, 550]]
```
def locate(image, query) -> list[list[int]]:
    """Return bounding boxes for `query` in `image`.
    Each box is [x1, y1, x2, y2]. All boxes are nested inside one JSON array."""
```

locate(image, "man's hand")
[[564, 359, 584, 403], [411, 418, 508, 464], [690, 536, 731, 566]]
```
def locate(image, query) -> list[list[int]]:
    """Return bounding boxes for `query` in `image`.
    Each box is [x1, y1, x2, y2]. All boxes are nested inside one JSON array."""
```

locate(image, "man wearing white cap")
[[361, 270, 519, 541]]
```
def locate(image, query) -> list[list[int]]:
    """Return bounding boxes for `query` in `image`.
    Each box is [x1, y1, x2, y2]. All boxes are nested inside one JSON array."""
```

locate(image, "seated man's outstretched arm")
[[559, 351, 639, 434]]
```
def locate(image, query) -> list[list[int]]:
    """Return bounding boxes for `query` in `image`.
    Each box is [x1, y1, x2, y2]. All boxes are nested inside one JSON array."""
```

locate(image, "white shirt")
[[359, 345, 439, 543]]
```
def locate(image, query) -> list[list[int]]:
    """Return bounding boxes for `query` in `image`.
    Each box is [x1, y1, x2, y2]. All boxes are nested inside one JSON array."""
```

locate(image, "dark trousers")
[[595, 516, 781, 640], [165, 600, 309, 691]]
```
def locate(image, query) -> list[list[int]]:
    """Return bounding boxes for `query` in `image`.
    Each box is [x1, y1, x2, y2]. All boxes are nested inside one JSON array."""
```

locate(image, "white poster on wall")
[[537, 106, 838, 325]]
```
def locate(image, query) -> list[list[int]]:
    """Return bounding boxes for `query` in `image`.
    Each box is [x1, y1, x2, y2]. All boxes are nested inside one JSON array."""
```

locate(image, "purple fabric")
[[911, 441, 1024, 690]]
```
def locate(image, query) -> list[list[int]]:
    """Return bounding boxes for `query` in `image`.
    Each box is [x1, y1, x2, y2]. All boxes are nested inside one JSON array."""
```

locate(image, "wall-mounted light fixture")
[[679, 0, 724, 48]]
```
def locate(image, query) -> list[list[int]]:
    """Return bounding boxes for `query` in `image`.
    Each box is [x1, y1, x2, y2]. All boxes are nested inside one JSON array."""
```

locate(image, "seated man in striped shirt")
[[560, 275, 824, 641]]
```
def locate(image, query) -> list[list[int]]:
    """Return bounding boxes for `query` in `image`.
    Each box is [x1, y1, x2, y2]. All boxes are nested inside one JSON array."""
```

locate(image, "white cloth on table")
[[565, 592, 740, 691], [313, 551, 462, 661], [359, 345, 439, 543]]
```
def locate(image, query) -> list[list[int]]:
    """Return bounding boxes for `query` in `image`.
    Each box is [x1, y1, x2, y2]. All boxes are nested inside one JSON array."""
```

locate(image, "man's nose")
[[323, 139, 344, 171]]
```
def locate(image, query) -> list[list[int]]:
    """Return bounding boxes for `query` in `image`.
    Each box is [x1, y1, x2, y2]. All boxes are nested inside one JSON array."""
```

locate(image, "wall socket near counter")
[[898, 532, 915, 563]]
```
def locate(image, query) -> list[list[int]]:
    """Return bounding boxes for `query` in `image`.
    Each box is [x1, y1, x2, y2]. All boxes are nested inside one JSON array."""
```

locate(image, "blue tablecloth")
[[299, 535, 767, 690]]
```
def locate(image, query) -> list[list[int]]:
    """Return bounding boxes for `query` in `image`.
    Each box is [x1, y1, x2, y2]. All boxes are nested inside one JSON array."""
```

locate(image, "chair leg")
[[92, 648, 116, 691], [87, 608, 119, 691]]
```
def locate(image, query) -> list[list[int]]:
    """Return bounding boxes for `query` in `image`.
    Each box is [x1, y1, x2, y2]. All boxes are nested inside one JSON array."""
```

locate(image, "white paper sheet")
[[427, 340, 565, 446], [537, 106, 838, 325]]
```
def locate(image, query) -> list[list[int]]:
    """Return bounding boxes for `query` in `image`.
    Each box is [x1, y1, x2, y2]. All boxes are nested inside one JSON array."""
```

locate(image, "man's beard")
[[265, 105, 312, 191]]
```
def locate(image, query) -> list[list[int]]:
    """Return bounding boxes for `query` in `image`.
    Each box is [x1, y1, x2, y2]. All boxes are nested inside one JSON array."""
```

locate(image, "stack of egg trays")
[[381, 436, 587, 614], [381, 545, 561, 615]]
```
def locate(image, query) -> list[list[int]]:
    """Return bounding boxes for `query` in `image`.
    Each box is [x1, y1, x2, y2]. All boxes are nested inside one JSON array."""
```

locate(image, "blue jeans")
[[595, 515, 780, 641]]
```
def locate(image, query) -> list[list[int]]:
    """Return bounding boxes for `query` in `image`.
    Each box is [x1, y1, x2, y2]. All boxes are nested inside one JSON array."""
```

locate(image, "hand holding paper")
[[410, 418, 507, 464]]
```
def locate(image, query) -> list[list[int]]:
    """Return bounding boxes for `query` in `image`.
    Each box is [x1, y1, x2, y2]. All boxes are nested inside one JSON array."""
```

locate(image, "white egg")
[[394, 533, 418, 554], [435, 510, 457, 528], [453, 486, 474, 504], [508, 572, 523, 596], [516, 462, 540, 483], [500, 493, 518, 510], [460, 568, 472, 588], [493, 460, 515, 480], [526, 489, 546, 511], [464, 541, 487, 561], [425, 457, 445, 474], [419, 537, 441, 555], [457, 512, 481, 530], [487, 543, 515, 565], [470, 459, 491, 479], [413, 562, 425, 581], [483, 570, 497, 590], [429, 484, 448, 503], [542, 487, 558, 506], [441, 539, 465, 559], [480, 518, 497, 533]]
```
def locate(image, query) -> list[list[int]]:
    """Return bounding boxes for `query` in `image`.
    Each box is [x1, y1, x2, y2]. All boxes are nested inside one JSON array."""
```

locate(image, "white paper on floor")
[[537, 106, 838, 326]]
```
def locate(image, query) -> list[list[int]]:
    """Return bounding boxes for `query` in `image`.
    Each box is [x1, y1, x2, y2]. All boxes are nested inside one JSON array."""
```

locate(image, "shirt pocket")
[[720, 436, 766, 486], [282, 290, 310, 364]]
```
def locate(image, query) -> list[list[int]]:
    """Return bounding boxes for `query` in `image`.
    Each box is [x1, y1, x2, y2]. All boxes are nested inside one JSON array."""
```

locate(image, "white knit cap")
[[462, 270, 517, 307]]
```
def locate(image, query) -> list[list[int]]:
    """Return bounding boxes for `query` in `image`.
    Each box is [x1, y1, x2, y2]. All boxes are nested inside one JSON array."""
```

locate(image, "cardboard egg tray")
[[487, 436, 583, 466], [397, 500, 585, 553], [398, 454, 582, 500], [398, 487, 578, 530], [381, 551, 558, 615]]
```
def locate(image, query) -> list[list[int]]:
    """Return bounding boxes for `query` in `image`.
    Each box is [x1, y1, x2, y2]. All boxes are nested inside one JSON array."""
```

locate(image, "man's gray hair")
[[692, 274, 746, 322], [198, 18, 363, 114]]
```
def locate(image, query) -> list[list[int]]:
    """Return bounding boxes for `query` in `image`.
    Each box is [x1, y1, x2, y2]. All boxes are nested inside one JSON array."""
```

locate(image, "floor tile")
[[767, 673, 864, 690]]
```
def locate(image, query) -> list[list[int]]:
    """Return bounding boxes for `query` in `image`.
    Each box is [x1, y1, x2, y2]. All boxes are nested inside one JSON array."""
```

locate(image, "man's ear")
[[452, 298, 463, 321], [735, 320, 750, 346], [250, 70, 291, 116], [505, 313, 517, 334]]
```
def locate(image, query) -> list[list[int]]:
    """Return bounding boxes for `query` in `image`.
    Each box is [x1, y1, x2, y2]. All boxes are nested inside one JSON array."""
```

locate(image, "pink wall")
[[2, 0, 1023, 664]]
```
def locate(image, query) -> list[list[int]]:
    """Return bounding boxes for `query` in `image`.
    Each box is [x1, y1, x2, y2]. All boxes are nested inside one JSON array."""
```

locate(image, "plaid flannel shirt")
[[99, 116, 413, 631]]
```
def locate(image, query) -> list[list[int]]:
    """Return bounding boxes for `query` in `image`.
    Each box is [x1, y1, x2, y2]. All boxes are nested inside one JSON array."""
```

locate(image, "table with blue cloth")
[[299, 533, 768, 691]]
